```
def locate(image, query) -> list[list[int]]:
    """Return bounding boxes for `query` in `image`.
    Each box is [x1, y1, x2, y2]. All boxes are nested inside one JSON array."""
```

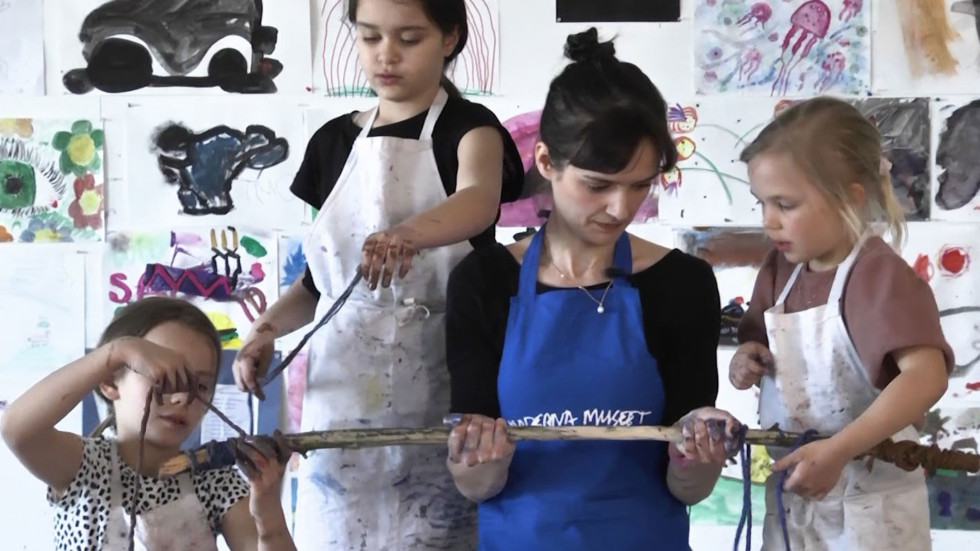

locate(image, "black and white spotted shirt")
[[47, 437, 250, 550]]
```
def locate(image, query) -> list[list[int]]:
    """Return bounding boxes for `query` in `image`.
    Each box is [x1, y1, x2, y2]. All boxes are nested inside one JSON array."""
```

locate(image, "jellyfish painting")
[[772, 1, 832, 95], [737, 3, 772, 31], [694, 0, 869, 96]]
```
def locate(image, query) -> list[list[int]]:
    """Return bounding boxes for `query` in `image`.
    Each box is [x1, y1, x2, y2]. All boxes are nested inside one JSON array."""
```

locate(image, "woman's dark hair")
[[348, 0, 469, 98], [90, 296, 222, 436], [540, 27, 676, 175]]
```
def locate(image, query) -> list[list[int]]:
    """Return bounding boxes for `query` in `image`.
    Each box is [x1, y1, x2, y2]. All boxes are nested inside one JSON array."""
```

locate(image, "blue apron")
[[477, 228, 689, 551]]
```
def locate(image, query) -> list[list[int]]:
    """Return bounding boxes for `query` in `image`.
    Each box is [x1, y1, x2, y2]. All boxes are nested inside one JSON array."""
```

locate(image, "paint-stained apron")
[[102, 442, 218, 551], [758, 233, 931, 551], [295, 88, 477, 550], [477, 228, 690, 550]]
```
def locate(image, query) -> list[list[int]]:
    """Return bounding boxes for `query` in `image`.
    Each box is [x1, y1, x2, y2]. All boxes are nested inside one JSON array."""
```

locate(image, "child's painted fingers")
[[476, 418, 497, 464]]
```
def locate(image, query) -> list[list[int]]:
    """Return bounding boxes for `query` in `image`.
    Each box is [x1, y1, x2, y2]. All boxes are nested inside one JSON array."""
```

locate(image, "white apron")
[[758, 235, 931, 551], [296, 88, 477, 550], [103, 442, 218, 551]]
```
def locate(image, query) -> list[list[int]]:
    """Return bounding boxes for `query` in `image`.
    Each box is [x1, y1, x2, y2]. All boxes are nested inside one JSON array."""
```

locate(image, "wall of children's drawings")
[[0, 1, 978, 549]]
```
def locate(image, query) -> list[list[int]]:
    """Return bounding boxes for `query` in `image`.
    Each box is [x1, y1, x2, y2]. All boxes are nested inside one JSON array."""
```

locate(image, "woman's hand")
[[673, 407, 743, 465], [446, 414, 516, 468]]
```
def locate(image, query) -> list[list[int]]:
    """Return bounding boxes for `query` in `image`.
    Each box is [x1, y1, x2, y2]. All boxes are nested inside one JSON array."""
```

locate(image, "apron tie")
[[733, 428, 819, 551], [396, 298, 431, 326]]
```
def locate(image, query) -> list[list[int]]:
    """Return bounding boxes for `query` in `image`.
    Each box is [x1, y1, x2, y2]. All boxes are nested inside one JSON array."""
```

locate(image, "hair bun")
[[564, 27, 616, 64]]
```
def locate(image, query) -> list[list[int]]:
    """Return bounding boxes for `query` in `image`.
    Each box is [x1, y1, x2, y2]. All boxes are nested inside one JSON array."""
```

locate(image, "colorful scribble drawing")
[[152, 123, 288, 216], [694, 0, 870, 96], [317, 0, 498, 96], [0, 118, 105, 243], [107, 227, 273, 347], [851, 97, 930, 219], [62, 0, 282, 94], [934, 99, 980, 215], [657, 99, 768, 224]]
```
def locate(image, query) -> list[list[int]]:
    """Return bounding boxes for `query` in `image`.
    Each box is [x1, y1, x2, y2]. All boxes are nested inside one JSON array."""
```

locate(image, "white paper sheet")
[[200, 384, 253, 442], [0, 0, 45, 95], [0, 249, 86, 550]]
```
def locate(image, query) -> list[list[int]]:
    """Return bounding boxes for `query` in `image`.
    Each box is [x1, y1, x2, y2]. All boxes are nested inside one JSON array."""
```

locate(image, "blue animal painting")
[[152, 123, 288, 216]]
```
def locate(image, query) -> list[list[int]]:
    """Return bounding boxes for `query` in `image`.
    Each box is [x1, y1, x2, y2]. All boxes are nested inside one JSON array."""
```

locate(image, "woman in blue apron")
[[232, 0, 523, 548], [445, 29, 741, 551]]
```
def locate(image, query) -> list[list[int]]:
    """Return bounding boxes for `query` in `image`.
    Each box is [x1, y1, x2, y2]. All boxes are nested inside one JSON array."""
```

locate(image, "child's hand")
[[361, 228, 417, 290], [729, 341, 773, 390], [773, 438, 850, 500], [113, 337, 199, 403], [232, 326, 276, 400], [673, 407, 743, 464], [230, 431, 292, 516], [446, 414, 516, 467]]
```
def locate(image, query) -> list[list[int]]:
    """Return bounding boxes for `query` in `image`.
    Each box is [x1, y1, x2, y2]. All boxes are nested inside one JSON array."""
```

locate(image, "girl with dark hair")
[[232, 0, 523, 548], [1, 297, 294, 550], [445, 28, 739, 550]]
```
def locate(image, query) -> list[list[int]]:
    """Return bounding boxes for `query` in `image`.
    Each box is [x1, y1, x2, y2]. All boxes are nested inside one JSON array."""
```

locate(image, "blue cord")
[[733, 425, 751, 551], [733, 428, 820, 551]]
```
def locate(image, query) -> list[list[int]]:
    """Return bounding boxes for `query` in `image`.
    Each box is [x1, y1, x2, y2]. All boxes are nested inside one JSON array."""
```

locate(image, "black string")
[[258, 270, 363, 389]]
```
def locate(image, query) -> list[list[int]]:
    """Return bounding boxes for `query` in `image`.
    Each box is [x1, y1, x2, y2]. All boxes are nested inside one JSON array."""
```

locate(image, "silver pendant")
[[597, 305, 605, 314]]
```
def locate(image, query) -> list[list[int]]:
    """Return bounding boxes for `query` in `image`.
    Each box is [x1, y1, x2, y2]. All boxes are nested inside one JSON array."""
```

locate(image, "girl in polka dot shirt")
[[1, 297, 297, 550]]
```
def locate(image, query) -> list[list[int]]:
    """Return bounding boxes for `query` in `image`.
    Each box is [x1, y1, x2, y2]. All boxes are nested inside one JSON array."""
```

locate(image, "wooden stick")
[[280, 425, 814, 452], [159, 425, 980, 477]]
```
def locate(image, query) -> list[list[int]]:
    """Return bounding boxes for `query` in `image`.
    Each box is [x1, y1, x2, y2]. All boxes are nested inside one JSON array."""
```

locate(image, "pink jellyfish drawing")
[[737, 3, 773, 30], [815, 51, 846, 92], [738, 47, 762, 82], [772, 0, 831, 96], [839, 0, 862, 22]]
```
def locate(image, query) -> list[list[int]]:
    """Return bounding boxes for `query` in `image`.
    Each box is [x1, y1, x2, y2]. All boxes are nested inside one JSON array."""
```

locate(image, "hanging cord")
[[732, 424, 751, 551], [258, 269, 363, 388], [126, 269, 362, 549], [733, 428, 820, 551]]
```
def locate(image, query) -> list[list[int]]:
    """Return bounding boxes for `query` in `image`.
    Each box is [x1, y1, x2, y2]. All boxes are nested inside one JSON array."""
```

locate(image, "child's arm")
[[222, 441, 296, 551], [1, 339, 197, 493], [774, 347, 947, 499], [823, 346, 947, 459], [360, 127, 505, 288]]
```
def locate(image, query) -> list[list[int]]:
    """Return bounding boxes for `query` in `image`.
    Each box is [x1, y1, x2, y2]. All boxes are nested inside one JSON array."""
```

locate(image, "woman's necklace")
[[549, 260, 614, 314]]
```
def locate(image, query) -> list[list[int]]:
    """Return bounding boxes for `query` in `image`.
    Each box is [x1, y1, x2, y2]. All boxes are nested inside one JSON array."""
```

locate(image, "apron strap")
[[517, 227, 633, 302], [356, 87, 449, 141], [419, 88, 448, 140], [827, 232, 870, 304], [109, 440, 123, 513], [773, 264, 802, 306]]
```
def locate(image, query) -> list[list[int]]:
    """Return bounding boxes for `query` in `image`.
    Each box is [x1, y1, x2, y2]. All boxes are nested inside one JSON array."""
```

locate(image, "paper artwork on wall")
[[0, 0, 45, 95], [313, 0, 499, 96], [121, 98, 307, 229], [104, 226, 277, 350], [694, 0, 871, 97], [0, 118, 106, 243], [46, 0, 312, 95]]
